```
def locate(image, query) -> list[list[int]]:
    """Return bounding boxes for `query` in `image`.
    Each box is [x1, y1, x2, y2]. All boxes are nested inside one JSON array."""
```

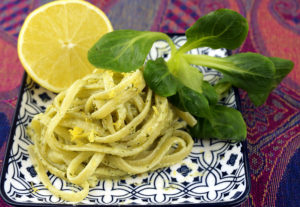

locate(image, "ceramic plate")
[[0, 35, 250, 206]]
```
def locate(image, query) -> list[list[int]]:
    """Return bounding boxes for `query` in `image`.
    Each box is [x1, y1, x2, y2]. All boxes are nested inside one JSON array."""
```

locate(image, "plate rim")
[[0, 35, 251, 206]]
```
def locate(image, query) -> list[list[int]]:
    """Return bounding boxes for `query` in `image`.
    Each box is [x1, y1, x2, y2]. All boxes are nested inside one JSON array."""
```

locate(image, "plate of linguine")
[[0, 35, 250, 206]]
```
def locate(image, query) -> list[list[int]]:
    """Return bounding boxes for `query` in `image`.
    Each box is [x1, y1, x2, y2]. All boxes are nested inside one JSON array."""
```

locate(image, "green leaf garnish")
[[177, 86, 210, 118], [143, 58, 178, 97], [88, 9, 294, 141], [88, 30, 174, 72], [247, 57, 294, 105], [202, 81, 219, 105], [179, 8, 248, 53], [268, 57, 294, 86], [188, 105, 247, 141], [183, 52, 277, 105], [167, 56, 204, 94]]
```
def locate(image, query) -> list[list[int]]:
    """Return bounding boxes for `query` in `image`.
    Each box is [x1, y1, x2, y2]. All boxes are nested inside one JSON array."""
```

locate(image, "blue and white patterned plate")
[[0, 35, 250, 206]]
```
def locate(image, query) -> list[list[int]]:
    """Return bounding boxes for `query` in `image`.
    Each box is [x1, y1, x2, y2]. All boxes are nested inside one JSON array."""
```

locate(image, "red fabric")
[[0, 0, 299, 206]]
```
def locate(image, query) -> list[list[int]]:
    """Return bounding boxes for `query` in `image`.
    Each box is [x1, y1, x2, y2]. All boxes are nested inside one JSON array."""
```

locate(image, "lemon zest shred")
[[88, 130, 95, 143], [113, 121, 121, 129], [69, 127, 84, 141], [152, 106, 159, 115]]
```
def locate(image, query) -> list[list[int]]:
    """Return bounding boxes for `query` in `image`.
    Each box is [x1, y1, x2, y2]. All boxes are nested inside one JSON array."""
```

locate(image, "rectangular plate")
[[0, 35, 250, 206]]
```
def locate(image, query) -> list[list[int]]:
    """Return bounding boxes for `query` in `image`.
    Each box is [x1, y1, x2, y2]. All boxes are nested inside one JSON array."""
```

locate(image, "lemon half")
[[18, 0, 113, 92]]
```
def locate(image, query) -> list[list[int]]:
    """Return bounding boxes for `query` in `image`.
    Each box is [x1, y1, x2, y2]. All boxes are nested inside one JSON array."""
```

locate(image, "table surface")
[[0, 0, 299, 207]]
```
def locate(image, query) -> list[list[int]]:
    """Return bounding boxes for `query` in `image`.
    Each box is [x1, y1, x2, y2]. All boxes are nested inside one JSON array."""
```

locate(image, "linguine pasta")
[[27, 69, 195, 202]]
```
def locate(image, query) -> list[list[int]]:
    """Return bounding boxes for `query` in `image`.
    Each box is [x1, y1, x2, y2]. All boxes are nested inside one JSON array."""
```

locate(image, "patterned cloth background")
[[0, 0, 299, 206]]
